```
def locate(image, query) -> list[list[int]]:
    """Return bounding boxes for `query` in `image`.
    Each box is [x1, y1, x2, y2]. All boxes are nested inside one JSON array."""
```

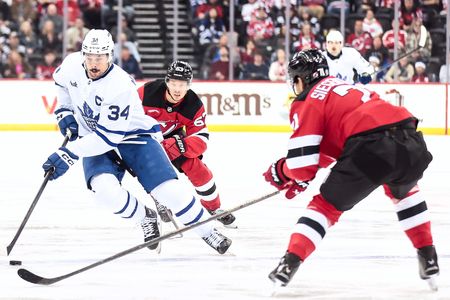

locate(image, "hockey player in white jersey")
[[324, 30, 373, 84], [42, 29, 232, 254]]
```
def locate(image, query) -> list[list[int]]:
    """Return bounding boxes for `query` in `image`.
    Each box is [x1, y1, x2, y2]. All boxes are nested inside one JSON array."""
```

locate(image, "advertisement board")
[[0, 80, 447, 134]]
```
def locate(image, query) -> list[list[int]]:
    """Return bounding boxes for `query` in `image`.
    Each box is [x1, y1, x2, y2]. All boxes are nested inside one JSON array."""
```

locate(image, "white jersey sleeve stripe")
[[286, 154, 320, 169], [288, 135, 322, 149], [286, 134, 322, 169]]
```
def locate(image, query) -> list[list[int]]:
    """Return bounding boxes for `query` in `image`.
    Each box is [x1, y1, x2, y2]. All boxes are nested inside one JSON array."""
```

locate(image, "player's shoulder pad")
[[343, 47, 360, 56], [178, 89, 204, 120], [141, 79, 166, 107], [53, 52, 83, 84]]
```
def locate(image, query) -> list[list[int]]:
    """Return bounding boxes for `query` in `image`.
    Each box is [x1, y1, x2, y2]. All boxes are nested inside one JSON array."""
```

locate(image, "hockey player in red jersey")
[[138, 61, 236, 227], [264, 49, 439, 289]]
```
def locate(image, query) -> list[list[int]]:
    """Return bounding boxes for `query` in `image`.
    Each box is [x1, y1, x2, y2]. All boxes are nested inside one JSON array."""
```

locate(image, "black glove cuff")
[[275, 158, 290, 183]]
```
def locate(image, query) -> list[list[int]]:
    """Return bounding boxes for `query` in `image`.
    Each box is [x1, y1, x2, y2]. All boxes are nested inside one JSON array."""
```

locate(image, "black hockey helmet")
[[165, 60, 193, 84], [288, 49, 329, 88]]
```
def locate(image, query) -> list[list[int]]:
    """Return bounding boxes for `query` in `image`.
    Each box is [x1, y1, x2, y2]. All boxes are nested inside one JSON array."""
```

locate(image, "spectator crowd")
[[0, 0, 449, 82], [0, 0, 142, 79], [191, 0, 449, 82]]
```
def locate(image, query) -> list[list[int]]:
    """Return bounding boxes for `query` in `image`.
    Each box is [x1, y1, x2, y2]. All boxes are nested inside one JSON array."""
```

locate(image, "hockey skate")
[[140, 207, 161, 251], [269, 252, 302, 287], [153, 199, 172, 223], [208, 209, 237, 228], [417, 245, 440, 291], [202, 228, 232, 254]]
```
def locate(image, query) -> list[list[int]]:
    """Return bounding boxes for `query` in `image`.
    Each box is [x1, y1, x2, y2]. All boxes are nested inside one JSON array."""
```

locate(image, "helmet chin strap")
[[167, 88, 176, 102], [291, 77, 302, 96]]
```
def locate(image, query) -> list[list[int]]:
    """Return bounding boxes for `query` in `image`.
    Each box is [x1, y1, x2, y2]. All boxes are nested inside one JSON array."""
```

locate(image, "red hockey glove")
[[263, 158, 290, 190], [284, 180, 308, 199], [162, 135, 186, 161], [263, 158, 308, 199]]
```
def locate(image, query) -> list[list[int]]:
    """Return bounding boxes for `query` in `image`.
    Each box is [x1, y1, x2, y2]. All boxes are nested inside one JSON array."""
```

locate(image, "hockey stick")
[[365, 25, 428, 80], [152, 196, 183, 238], [6, 133, 71, 256], [165, 208, 183, 238], [17, 190, 281, 285]]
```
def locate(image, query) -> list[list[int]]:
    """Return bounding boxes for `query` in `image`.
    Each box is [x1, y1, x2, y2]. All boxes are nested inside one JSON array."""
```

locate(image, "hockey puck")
[[9, 260, 22, 266]]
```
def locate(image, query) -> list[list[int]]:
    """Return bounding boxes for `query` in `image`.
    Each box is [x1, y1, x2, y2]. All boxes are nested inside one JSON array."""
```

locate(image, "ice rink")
[[0, 131, 449, 300]]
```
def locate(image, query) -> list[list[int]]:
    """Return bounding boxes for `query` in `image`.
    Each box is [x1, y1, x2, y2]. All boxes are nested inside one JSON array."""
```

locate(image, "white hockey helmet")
[[81, 29, 114, 63], [326, 30, 344, 43], [326, 30, 343, 56]]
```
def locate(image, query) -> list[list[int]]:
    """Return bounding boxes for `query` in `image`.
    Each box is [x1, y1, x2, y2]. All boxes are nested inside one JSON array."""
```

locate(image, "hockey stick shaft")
[[17, 190, 281, 285], [151, 195, 182, 237], [370, 46, 422, 77], [6, 133, 71, 256], [166, 208, 183, 237], [369, 25, 428, 79]]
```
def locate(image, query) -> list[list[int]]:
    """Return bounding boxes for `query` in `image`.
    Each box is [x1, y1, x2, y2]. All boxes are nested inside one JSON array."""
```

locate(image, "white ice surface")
[[0, 132, 449, 300]]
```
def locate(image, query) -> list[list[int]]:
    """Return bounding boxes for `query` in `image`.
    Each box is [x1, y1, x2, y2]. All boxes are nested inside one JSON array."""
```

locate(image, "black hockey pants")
[[320, 122, 433, 211]]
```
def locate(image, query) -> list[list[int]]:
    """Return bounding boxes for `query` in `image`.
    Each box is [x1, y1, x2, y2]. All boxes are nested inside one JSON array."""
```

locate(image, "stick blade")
[[6, 243, 16, 256], [18, 268, 54, 285], [418, 25, 427, 48]]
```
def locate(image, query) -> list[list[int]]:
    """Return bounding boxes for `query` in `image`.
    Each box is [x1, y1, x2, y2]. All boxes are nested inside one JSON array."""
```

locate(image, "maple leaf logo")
[[78, 102, 100, 130]]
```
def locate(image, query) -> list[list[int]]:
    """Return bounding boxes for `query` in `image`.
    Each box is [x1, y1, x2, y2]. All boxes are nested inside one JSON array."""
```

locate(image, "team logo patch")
[[78, 101, 100, 130]]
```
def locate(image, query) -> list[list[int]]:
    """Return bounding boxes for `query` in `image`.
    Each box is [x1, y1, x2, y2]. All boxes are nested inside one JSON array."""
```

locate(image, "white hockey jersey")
[[323, 47, 373, 84], [53, 52, 161, 158]]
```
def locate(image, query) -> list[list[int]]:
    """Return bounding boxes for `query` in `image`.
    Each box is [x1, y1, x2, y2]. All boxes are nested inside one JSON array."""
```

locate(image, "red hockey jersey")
[[138, 79, 209, 157], [285, 77, 415, 182]]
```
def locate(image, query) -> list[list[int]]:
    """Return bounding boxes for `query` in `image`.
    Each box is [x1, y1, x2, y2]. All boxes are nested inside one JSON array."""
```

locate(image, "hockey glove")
[[162, 135, 186, 161], [42, 147, 79, 180], [284, 180, 309, 199], [359, 72, 372, 85], [55, 108, 78, 141], [263, 157, 290, 190], [263, 157, 308, 199]]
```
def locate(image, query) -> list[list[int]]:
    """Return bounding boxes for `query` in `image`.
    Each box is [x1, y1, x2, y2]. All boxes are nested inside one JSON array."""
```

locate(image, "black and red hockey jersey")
[[137, 79, 209, 158], [285, 76, 415, 182]]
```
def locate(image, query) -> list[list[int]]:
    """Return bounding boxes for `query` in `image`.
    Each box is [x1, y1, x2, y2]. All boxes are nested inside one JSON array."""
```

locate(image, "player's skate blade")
[[417, 245, 439, 291], [426, 277, 438, 292], [268, 278, 286, 297]]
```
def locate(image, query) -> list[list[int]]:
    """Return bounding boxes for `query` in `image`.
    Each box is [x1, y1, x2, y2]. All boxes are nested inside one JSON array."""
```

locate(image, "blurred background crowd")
[[0, 0, 448, 82]]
